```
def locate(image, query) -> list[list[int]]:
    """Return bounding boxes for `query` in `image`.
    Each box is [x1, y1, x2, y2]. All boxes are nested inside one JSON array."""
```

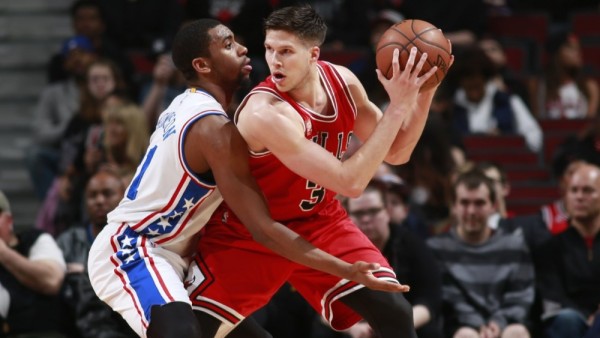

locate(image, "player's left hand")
[[347, 261, 410, 293]]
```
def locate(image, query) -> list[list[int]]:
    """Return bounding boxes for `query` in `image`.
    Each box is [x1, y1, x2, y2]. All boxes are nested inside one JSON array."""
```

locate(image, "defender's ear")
[[192, 57, 211, 74]]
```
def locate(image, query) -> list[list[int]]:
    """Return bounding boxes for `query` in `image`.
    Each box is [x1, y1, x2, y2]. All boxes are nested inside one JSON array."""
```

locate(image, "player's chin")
[[239, 73, 252, 86], [273, 80, 288, 92]]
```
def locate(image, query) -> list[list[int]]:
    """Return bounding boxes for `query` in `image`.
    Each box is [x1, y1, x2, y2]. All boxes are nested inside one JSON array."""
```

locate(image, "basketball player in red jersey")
[[88, 18, 413, 338], [187, 4, 453, 338]]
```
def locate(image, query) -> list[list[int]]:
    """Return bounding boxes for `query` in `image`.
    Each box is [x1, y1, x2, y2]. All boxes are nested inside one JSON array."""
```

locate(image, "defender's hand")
[[346, 261, 410, 293]]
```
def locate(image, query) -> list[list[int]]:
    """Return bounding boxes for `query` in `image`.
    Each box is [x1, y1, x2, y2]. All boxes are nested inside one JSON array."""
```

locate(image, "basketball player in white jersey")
[[87, 19, 403, 338]]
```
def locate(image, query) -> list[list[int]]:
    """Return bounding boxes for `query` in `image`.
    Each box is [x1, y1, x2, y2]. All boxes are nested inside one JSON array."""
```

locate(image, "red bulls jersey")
[[234, 61, 357, 221]]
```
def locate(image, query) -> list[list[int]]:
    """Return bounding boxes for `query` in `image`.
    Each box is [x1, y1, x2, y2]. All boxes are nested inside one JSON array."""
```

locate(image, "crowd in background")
[[1, 0, 600, 337]]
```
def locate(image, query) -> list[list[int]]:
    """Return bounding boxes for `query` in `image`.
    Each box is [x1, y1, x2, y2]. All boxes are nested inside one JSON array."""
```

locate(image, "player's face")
[[207, 25, 252, 89], [348, 190, 390, 249], [85, 173, 124, 227], [453, 183, 495, 236], [264, 29, 318, 92], [566, 166, 600, 223]]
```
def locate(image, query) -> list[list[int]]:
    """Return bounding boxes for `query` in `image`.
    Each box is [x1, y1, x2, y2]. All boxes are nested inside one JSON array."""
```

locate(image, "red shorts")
[[186, 203, 396, 331]]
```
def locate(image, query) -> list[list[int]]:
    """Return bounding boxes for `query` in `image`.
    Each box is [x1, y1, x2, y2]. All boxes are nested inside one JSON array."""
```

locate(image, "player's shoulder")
[[241, 90, 288, 116], [328, 62, 349, 73], [180, 91, 225, 114], [326, 62, 355, 78], [236, 92, 298, 132], [325, 62, 361, 90], [187, 112, 230, 137]]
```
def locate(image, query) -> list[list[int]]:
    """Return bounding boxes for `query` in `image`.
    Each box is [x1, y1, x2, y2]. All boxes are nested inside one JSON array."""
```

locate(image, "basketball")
[[376, 19, 452, 91]]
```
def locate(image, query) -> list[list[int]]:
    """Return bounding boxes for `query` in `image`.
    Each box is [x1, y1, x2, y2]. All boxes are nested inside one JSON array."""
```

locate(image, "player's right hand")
[[375, 47, 437, 129], [347, 261, 410, 293]]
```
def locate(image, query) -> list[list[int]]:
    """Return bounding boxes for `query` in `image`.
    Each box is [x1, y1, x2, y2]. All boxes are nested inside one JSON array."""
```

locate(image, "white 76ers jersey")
[[107, 88, 225, 256]]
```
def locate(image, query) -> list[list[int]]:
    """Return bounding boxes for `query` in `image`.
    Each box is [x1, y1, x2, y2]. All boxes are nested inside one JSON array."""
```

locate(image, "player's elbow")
[[342, 182, 367, 198], [386, 149, 412, 165], [388, 154, 410, 165]]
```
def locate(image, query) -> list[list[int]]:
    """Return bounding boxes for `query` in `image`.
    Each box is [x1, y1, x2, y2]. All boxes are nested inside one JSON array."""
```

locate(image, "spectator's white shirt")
[[30, 233, 66, 271], [455, 81, 543, 152]]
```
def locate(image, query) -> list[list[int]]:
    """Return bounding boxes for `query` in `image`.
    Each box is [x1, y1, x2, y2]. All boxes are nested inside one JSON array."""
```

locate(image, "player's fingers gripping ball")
[[376, 19, 452, 91]]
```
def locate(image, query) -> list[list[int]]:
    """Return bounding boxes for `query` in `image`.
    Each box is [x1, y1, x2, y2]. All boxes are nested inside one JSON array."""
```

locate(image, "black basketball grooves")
[[376, 20, 451, 86]]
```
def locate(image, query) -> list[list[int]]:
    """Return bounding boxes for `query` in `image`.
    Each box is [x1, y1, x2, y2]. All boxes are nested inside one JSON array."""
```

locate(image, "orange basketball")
[[376, 19, 451, 91]]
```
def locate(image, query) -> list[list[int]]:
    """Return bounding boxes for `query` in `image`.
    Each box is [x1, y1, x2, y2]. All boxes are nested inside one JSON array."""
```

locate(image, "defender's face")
[[264, 29, 317, 92], [207, 25, 252, 88]]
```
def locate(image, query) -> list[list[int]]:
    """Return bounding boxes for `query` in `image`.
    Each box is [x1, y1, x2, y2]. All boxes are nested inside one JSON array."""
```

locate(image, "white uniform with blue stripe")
[[88, 88, 225, 337]]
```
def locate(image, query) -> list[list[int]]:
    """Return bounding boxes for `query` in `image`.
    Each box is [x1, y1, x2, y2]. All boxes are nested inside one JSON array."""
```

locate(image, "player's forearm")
[[250, 220, 352, 279], [339, 110, 407, 196], [221, 175, 353, 279], [385, 89, 434, 164]]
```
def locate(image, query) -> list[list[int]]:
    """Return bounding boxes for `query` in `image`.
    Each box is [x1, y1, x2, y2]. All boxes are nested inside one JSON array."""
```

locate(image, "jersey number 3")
[[299, 180, 325, 211]]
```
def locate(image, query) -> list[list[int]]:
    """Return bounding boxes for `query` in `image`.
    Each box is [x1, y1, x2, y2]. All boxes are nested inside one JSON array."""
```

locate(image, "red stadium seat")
[[570, 11, 600, 40], [581, 43, 600, 75], [487, 13, 549, 45]]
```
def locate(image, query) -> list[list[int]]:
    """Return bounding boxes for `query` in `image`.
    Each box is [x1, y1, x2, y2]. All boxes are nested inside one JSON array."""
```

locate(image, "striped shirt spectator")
[[428, 169, 534, 338]]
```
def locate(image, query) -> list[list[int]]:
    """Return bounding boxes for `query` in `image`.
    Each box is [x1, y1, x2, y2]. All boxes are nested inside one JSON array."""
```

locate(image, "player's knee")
[[385, 292, 413, 322], [147, 302, 202, 338], [346, 289, 413, 324]]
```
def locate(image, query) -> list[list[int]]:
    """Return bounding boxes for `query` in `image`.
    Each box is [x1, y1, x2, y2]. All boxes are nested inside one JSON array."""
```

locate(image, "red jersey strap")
[[316, 61, 357, 119], [234, 61, 357, 126], [233, 80, 313, 138]]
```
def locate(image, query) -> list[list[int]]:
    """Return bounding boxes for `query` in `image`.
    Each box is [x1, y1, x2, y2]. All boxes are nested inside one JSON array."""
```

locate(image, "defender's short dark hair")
[[171, 19, 221, 81], [264, 4, 327, 46]]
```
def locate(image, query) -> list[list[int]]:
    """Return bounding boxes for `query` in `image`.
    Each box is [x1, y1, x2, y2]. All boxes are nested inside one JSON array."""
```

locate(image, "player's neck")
[[288, 68, 329, 114]]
